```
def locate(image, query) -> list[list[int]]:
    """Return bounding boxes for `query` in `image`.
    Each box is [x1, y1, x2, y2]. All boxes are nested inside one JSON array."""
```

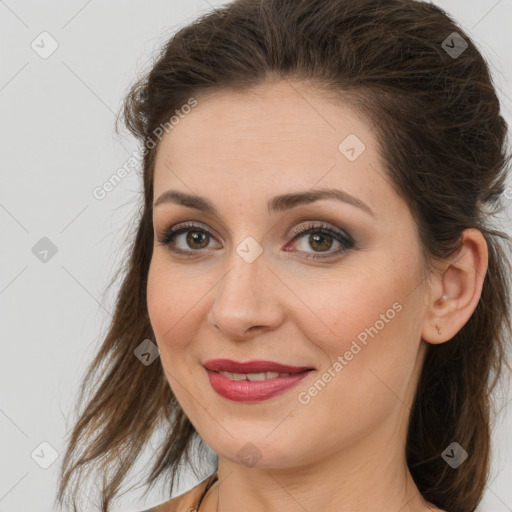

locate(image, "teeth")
[[217, 371, 292, 380], [247, 372, 267, 381]]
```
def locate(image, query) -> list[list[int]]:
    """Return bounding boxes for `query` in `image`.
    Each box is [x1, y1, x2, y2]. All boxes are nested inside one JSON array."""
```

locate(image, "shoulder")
[[140, 473, 218, 512]]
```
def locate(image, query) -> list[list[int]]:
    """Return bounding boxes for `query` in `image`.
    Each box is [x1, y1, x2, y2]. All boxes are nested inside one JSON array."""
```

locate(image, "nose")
[[207, 252, 285, 341]]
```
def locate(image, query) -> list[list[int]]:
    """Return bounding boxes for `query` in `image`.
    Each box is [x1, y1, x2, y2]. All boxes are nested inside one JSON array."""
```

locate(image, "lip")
[[203, 359, 314, 374], [203, 359, 315, 403]]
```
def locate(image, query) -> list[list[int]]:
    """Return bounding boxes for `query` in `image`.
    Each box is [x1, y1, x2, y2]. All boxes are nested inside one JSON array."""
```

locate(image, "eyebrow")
[[153, 188, 375, 218]]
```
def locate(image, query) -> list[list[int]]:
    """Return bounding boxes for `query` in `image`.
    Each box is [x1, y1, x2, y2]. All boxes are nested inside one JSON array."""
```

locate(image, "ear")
[[421, 228, 488, 344]]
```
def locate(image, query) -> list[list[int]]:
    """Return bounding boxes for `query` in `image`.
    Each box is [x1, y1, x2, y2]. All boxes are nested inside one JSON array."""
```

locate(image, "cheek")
[[146, 254, 217, 354], [146, 258, 171, 338], [295, 270, 404, 346], [146, 256, 209, 398], [146, 256, 194, 350], [290, 274, 423, 446], [294, 262, 422, 390]]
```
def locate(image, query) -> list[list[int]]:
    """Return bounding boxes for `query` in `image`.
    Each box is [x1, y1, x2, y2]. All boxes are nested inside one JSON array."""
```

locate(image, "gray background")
[[1, 1, 511, 511]]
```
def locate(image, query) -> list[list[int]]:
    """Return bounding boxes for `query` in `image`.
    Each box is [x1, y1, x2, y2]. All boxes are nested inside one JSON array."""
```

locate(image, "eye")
[[156, 221, 355, 260], [156, 222, 221, 255], [286, 222, 355, 260]]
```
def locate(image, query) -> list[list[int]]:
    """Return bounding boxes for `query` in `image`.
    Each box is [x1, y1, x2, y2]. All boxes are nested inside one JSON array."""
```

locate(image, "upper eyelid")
[[161, 219, 348, 237], [153, 201, 369, 239]]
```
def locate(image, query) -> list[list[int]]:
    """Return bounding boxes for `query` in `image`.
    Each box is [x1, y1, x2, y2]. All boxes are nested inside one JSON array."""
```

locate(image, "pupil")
[[310, 233, 331, 252], [187, 231, 208, 249]]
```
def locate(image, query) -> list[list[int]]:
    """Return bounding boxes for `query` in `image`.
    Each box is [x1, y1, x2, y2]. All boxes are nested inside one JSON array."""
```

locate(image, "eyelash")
[[156, 221, 355, 260]]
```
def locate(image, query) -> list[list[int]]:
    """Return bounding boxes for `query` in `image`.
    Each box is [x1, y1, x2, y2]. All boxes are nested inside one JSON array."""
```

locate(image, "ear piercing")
[[435, 296, 449, 336], [436, 295, 448, 336]]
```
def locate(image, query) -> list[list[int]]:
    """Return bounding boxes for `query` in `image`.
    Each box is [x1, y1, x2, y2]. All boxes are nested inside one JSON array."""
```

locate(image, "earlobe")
[[422, 229, 488, 345]]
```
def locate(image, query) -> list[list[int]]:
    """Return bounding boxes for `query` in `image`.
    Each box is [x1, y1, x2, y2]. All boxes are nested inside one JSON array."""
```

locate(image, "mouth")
[[203, 359, 316, 402], [209, 370, 303, 381], [203, 358, 315, 374]]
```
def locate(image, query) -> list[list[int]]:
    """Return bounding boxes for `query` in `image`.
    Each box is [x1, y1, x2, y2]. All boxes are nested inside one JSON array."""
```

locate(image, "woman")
[[55, 1, 512, 511]]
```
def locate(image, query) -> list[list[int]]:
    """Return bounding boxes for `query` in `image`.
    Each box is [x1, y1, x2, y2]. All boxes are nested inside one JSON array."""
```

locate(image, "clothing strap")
[[196, 472, 219, 510]]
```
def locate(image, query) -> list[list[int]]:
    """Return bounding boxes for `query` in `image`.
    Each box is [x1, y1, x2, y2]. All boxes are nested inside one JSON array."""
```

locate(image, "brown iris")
[[308, 233, 333, 252], [186, 231, 209, 249]]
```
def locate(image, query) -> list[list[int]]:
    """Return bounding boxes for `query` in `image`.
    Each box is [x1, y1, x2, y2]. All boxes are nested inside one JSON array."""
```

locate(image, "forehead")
[[155, 81, 372, 166], [152, 80, 395, 219]]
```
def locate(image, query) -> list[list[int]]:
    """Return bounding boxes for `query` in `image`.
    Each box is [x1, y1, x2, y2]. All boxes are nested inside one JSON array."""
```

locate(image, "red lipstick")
[[203, 359, 315, 402]]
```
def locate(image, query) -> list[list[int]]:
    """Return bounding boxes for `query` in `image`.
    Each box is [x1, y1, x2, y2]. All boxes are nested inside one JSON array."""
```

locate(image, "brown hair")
[[56, 1, 512, 511]]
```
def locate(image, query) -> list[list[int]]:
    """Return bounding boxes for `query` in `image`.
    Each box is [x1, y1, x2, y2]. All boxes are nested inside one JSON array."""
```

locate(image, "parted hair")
[[56, 1, 512, 511]]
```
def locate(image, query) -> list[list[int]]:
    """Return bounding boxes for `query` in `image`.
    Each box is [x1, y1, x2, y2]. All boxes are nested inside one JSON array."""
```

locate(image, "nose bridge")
[[216, 239, 267, 308], [209, 240, 283, 337]]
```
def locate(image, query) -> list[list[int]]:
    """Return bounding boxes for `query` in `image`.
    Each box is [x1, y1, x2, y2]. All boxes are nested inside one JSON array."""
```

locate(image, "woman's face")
[[147, 80, 431, 469]]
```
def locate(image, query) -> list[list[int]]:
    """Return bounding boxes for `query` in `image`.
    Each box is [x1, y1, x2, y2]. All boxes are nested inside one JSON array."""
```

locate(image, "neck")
[[204, 418, 433, 512]]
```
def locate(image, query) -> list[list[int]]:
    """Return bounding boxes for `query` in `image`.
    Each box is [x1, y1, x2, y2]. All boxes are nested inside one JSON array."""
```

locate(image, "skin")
[[147, 79, 488, 512]]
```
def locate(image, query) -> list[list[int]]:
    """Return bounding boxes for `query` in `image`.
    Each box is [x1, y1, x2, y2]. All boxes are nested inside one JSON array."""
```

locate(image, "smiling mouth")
[[204, 367, 315, 402], [211, 370, 304, 381]]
